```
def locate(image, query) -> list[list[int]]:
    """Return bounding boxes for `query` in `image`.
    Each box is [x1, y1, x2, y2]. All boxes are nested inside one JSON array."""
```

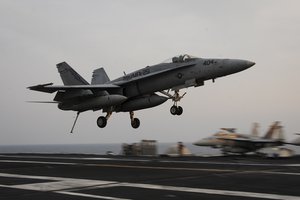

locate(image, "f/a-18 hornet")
[[28, 54, 255, 132], [193, 122, 285, 154]]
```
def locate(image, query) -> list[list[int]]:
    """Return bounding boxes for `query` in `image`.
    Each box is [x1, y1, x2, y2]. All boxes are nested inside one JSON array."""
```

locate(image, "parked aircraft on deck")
[[193, 122, 286, 154]]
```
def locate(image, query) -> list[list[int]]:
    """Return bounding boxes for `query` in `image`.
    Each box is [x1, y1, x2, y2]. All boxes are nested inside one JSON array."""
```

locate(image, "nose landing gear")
[[130, 111, 140, 129], [170, 105, 183, 115], [160, 90, 186, 116]]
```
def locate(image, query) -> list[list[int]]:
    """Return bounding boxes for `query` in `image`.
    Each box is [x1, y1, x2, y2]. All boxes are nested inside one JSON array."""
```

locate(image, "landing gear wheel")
[[170, 106, 183, 115], [170, 106, 178, 115], [131, 118, 140, 129], [176, 106, 183, 115], [97, 116, 107, 128]]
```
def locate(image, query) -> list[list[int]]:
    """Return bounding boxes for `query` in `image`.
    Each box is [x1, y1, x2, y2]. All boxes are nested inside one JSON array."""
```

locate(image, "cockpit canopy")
[[163, 54, 198, 63]]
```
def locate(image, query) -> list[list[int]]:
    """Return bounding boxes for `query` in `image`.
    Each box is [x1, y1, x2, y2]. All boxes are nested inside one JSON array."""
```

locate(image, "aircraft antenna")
[[70, 112, 80, 133]]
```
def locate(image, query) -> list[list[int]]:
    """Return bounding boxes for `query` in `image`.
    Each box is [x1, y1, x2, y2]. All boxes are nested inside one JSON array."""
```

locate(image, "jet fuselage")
[[111, 57, 254, 98]]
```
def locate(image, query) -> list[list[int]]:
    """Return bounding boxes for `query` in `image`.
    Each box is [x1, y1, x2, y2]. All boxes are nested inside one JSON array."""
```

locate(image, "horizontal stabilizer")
[[27, 101, 58, 103], [28, 83, 120, 93], [27, 83, 54, 93]]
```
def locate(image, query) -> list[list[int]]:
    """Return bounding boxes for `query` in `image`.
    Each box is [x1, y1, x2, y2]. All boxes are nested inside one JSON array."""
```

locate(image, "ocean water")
[[0, 143, 298, 156], [0, 143, 220, 156]]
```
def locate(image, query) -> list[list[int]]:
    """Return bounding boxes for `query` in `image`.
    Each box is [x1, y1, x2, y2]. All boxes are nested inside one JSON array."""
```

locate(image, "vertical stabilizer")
[[57, 62, 89, 85], [263, 121, 284, 140], [274, 124, 285, 141], [251, 123, 259, 137], [91, 68, 110, 85]]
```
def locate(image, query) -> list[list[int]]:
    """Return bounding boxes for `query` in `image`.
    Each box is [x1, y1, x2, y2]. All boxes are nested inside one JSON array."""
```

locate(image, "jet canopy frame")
[[162, 54, 198, 64]]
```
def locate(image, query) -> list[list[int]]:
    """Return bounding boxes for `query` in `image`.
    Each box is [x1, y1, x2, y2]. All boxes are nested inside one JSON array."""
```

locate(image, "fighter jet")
[[193, 122, 285, 154], [28, 54, 255, 132]]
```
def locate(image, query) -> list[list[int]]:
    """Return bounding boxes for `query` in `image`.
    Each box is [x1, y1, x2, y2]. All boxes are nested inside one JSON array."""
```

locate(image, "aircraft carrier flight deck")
[[0, 154, 300, 200]]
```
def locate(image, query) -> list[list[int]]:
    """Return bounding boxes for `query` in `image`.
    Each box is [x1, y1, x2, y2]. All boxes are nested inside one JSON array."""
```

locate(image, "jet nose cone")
[[245, 60, 255, 68], [233, 59, 255, 72]]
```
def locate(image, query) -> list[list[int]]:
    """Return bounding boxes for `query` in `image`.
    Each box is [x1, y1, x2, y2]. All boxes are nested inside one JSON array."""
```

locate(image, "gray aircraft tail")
[[57, 62, 89, 85], [91, 68, 110, 85]]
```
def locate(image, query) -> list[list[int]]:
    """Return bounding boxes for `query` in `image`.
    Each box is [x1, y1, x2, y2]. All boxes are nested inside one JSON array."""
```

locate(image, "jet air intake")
[[118, 94, 168, 112], [58, 95, 127, 112]]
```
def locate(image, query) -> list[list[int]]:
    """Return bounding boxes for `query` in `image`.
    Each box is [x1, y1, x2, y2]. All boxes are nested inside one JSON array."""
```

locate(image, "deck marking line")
[[2, 154, 300, 167], [57, 191, 132, 200], [0, 173, 299, 200], [11, 180, 115, 191], [2, 159, 300, 176], [0, 159, 78, 166], [118, 182, 300, 200], [1, 160, 300, 177]]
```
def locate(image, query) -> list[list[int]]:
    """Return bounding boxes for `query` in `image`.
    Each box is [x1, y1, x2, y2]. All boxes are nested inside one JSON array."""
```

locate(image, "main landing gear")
[[96, 112, 111, 128], [96, 111, 140, 129], [170, 105, 183, 115], [160, 90, 186, 116]]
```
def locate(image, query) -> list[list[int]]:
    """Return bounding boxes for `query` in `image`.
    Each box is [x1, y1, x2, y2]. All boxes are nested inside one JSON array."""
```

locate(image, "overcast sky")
[[0, 0, 299, 145]]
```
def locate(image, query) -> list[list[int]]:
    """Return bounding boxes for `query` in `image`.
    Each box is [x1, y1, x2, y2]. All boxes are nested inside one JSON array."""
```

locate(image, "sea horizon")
[[0, 142, 299, 156]]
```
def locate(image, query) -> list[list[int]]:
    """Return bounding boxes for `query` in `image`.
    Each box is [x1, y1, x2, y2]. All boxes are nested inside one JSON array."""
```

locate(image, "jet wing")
[[114, 61, 197, 85], [28, 83, 120, 93]]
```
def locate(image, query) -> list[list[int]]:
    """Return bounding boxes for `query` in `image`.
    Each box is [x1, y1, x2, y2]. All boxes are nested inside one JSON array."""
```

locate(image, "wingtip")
[[27, 83, 53, 90], [56, 61, 68, 67]]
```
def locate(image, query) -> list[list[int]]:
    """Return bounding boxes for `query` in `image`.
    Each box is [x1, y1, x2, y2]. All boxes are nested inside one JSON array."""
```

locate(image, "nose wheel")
[[170, 105, 183, 115], [170, 90, 185, 115], [130, 111, 140, 129], [160, 90, 185, 116]]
